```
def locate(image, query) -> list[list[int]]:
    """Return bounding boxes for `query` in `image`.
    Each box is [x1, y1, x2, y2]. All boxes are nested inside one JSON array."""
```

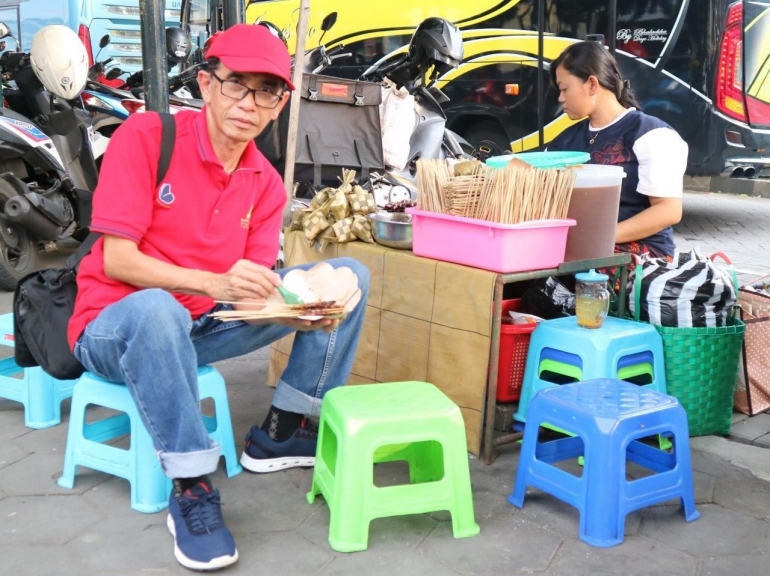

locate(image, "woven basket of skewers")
[[406, 158, 578, 273]]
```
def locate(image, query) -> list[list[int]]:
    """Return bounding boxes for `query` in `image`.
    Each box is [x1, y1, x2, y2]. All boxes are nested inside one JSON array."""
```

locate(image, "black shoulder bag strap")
[[65, 112, 177, 270]]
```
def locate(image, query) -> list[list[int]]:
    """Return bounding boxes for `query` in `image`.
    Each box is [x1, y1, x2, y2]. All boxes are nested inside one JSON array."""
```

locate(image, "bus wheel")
[[463, 122, 510, 160]]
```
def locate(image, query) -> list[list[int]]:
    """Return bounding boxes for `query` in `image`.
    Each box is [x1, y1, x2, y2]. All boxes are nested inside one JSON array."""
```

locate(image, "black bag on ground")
[[294, 74, 384, 186], [12, 113, 176, 379]]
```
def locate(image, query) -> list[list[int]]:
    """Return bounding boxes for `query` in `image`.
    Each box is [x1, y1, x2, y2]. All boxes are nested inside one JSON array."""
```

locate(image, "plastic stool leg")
[[129, 414, 172, 513], [199, 368, 242, 478], [670, 411, 701, 523], [581, 437, 623, 547], [326, 451, 371, 552], [57, 389, 88, 490], [443, 428, 481, 539], [23, 368, 60, 429], [508, 419, 540, 508]]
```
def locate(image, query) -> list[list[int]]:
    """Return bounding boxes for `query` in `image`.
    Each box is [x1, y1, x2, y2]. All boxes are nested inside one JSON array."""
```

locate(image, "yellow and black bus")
[[242, 0, 769, 177]]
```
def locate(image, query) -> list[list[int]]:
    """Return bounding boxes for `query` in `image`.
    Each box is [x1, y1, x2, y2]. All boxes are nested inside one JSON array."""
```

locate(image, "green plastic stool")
[[307, 381, 480, 552]]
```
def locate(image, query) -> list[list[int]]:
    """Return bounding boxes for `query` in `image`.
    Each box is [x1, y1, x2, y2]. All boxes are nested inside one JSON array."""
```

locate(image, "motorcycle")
[[81, 29, 205, 125], [0, 23, 99, 289], [258, 13, 472, 205]]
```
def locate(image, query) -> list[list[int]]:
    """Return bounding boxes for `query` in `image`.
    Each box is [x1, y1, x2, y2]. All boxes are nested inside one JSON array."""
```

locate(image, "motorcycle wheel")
[[463, 121, 510, 159], [0, 180, 41, 291]]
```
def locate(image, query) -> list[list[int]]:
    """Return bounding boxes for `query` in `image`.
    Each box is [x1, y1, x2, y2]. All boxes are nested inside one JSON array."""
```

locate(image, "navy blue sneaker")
[[240, 419, 318, 473], [166, 481, 238, 571]]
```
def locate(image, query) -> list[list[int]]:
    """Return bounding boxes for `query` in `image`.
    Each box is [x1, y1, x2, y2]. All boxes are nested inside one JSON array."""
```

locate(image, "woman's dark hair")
[[550, 41, 641, 110]]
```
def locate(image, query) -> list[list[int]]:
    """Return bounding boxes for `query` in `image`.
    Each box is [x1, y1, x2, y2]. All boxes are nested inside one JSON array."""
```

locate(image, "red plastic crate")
[[496, 299, 537, 402]]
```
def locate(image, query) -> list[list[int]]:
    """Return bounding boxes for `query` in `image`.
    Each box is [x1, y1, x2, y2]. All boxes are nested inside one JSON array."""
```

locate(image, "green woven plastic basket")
[[655, 318, 745, 436], [631, 255, 745, 436]]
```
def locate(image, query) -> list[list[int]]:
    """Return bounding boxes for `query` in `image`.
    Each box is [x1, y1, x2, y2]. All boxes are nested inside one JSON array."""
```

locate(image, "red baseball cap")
[[205, 24, 295, 91]]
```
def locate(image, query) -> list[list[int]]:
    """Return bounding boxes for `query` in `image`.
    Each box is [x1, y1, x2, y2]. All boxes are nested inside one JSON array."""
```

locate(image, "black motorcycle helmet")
[[408, 18, 464, 78], [166, 26, 191, 67], [257, 21, 288, 48]]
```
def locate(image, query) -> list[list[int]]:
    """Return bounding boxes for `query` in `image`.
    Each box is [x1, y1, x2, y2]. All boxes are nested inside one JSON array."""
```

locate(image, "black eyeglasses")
[[209, 70, 285, 109]]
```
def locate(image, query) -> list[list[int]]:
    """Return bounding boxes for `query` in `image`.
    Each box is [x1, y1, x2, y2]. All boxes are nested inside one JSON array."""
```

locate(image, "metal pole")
[[608, 0, 617, 55], [282, 0, 311, 200], [537, 0, 545, 150], [222, 0, 243, 29], [139, 0, 168, 113]]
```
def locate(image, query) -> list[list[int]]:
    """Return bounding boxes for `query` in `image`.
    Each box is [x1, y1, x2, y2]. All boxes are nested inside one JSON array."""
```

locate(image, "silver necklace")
[[588, 127, 603, 145]]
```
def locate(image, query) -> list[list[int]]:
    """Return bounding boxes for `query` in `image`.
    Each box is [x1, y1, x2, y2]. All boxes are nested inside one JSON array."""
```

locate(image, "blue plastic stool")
[[0, 313, 76, 428], [509, 379, 700, 547], [514, 316, 667, 424], [57, 365, 242, 513]]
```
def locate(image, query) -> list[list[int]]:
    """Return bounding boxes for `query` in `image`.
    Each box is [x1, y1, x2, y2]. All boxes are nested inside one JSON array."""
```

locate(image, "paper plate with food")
[[211, 262, 361, 322]]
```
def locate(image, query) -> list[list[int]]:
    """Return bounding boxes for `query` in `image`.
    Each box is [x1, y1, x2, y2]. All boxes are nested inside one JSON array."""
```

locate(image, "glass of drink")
[[575, 269, 611, 329]]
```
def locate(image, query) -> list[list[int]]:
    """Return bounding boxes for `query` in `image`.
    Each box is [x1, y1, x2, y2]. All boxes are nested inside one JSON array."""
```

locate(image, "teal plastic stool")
[[307, 382, 480, 552], [509, 379, 700, 547], [57, 365, 242, 513], [514, 316, 667, 424], [0, 313, 76, 428]]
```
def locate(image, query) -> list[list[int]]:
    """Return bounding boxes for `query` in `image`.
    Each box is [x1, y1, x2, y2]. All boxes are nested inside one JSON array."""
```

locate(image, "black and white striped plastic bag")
[[629, 249, 738, 328]]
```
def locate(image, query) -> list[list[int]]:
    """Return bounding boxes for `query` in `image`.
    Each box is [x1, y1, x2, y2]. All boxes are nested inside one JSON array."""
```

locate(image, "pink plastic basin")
[[406, 208, 576, 273]]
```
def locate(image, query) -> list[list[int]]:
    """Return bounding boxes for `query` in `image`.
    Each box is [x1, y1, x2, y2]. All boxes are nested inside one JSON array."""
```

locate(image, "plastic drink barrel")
[[564, 165, 626, 261]]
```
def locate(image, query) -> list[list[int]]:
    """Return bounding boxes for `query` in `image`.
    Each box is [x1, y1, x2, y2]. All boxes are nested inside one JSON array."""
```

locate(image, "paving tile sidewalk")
[[0, 190, 769, 575]]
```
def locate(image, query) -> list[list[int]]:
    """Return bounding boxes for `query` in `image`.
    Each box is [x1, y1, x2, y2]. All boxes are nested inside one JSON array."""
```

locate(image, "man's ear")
[[198, 70, 213, 103], [270, 91, 291, 120]]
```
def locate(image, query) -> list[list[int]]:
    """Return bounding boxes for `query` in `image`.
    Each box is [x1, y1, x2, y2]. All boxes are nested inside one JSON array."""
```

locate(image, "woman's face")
[[555, 65, 594, 120]]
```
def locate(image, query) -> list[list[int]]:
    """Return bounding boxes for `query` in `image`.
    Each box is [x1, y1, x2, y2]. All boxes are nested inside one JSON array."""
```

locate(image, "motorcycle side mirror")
[[99, 34, 110, 48], [318, 12, 337, 46], [320, 12, 338, 32], [0, 22, 11, 39], [105, 68, 124, 80]]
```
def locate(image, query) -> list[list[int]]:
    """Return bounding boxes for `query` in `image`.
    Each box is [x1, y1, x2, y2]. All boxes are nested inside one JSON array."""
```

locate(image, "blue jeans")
[[73, 257, 370, 479]]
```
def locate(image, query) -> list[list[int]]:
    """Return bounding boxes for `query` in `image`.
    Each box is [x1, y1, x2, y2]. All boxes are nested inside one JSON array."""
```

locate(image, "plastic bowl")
[[486, 151, 591, 170], [368, 212, 413, 250]]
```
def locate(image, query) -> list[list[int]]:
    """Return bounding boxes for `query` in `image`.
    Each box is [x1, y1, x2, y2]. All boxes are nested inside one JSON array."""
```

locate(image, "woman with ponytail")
[[548, 41, 687, 259]]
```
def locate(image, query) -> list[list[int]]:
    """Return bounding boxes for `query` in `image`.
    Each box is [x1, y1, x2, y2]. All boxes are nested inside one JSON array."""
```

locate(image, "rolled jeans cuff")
[[158, 441, 221, 479], [273, 379, 322, 417]]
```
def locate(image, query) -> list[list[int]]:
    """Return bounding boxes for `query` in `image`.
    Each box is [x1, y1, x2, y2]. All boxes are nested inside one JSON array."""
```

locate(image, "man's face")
[[198, 64, 289, 144]]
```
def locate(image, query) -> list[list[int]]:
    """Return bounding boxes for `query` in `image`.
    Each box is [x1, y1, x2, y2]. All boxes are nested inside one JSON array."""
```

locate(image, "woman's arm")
[[615, 196, 682, 244]]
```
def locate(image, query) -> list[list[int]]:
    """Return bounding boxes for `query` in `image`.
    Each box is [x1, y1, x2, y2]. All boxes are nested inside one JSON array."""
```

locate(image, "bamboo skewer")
[[415, 159, 577, 225]]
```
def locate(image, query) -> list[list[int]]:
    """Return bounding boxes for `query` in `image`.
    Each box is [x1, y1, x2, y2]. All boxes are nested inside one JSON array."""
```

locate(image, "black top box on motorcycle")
[[257, 74, 384, 188]]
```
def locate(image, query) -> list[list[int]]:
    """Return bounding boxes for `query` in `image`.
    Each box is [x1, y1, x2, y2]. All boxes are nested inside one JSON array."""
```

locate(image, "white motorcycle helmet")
[[29, 25, 89, 100]]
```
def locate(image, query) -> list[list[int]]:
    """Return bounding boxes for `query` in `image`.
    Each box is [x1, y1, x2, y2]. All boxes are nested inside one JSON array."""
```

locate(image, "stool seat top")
[[536, 316, 657, 338], [326, 382, 458, 420], [538, 379, 677, 418]]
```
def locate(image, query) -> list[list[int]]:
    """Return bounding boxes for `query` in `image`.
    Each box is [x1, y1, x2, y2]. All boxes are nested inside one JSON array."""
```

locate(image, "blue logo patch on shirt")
[[158, 183, 175, 206]]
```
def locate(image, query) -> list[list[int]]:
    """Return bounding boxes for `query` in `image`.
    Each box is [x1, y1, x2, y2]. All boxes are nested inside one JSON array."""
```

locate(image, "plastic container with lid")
[[485, 151, 591, 170], [575, 269, 611, 329], [564, 164, 626, 261]]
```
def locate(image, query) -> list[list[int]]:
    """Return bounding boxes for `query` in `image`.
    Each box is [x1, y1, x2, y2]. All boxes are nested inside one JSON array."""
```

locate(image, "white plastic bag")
[[379, 79, 415, 171]]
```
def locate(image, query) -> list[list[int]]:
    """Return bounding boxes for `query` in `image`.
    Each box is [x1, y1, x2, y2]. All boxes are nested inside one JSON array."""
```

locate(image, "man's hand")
[[205, 260, 281, 301]]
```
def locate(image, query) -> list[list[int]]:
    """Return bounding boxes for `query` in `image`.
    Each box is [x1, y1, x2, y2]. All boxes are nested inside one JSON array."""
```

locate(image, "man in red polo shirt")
[[68, 24, 369, 571]]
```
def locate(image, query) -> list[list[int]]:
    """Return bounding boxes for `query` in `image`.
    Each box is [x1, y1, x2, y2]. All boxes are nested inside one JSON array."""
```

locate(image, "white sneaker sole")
[[167, 514, 239, 571], [240, 452, 315, 473]]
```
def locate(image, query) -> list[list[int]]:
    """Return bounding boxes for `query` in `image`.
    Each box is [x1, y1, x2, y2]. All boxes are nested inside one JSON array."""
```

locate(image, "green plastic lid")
[[486, 151, 591, 170], [575, 269, 609, 283]]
